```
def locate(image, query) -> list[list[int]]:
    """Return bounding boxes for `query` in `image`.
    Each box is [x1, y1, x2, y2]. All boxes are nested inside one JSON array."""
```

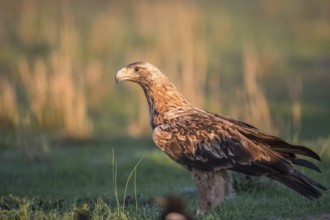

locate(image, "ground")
[[0, 137, 329, 219]]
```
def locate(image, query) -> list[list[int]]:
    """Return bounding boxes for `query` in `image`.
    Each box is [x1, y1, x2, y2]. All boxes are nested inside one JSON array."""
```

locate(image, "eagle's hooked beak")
[[115, 67, 127, 84]]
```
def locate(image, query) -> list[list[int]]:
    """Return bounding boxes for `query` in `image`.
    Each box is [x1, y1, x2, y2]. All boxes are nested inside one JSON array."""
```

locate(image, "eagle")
[[115, 61, 327, 214]]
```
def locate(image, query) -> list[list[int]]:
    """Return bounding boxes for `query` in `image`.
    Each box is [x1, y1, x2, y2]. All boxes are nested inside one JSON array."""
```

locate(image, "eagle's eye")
[[134, 66, 141, 72]]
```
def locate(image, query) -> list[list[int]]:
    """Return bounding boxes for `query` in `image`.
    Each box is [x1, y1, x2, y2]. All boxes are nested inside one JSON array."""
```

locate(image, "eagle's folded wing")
[[153, 109, 289, 173]]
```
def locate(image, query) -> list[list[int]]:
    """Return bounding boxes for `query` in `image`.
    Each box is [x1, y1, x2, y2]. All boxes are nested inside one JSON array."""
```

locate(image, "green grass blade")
[[122, 154, 145, 212]]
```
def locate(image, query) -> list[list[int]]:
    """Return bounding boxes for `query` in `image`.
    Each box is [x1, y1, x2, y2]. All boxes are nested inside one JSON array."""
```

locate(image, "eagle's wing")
[[152, 108, 290, 174]]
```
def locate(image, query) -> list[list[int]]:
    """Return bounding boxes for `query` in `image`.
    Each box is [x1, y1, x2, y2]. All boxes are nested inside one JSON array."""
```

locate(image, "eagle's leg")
[[192, 169, 235, 215]]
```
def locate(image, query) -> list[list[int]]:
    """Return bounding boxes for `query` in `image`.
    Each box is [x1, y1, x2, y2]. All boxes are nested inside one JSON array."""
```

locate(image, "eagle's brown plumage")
[[115, 61, 327, 214]]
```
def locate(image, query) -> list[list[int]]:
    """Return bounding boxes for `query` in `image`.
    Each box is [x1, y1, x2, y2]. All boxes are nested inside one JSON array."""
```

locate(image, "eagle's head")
[[115, 61, 166, 86], [115, 61, 192, 128]]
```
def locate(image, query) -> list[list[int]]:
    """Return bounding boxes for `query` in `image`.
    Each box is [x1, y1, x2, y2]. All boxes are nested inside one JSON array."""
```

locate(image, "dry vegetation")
[[0, 0, 329, 148]]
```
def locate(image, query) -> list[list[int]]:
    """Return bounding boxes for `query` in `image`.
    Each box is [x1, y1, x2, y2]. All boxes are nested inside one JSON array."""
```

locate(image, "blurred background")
[[1, 2, 330, 218], [0, 0, 329, 158]]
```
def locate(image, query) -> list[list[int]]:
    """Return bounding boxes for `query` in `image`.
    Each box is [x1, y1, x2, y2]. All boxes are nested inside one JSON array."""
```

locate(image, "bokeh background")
[[0, 0, 329, 157], [1, 1, 330, 218]]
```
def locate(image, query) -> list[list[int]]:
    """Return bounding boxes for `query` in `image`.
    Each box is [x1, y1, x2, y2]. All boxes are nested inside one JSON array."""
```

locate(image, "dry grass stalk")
[[288, 79, 302, 141], [84, 61, 107, 110], [0, 78, 19, 128], [0, 75, 50, 161], [232, 41, 275, 133], [17, 11, 92, 139]]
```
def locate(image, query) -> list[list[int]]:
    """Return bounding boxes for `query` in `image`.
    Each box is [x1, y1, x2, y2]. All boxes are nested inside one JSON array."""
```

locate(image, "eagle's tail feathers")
[[292, 158, 321, 173], [269, 170, 327, 200], [270, 144, 320, 161], [239, 129, 321, 161]]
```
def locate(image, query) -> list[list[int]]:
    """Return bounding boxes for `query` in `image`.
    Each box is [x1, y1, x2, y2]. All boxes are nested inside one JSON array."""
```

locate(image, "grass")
[[1, 137, 329, 219]]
